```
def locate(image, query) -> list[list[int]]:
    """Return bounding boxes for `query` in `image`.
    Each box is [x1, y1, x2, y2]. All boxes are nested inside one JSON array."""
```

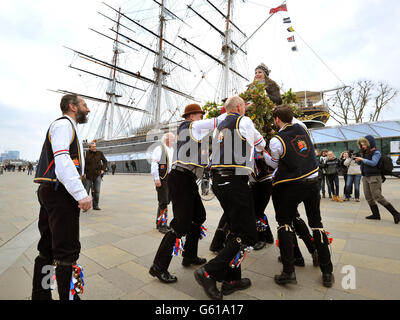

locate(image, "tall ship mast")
[[52, 0, 343, 171]]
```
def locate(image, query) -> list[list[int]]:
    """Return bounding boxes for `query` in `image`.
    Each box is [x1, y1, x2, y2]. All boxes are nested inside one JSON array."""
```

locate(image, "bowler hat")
[[182, 103, 205, 118]]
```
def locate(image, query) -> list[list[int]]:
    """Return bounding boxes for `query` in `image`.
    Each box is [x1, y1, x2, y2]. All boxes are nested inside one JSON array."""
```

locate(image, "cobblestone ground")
[[1, 172, 399, 300]]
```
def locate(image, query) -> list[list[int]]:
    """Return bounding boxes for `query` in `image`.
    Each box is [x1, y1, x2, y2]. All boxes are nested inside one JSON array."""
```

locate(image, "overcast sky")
[[1, 0, 400, 161]]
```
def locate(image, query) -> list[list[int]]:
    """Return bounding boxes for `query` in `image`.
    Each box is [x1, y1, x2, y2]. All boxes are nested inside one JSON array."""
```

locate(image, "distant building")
[[310, 120, 400, 172], [0, 150, 20, 161]]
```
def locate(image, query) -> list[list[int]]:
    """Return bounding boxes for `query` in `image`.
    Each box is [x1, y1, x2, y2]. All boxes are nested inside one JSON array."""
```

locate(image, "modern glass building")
[[310, 120, 400, 170]]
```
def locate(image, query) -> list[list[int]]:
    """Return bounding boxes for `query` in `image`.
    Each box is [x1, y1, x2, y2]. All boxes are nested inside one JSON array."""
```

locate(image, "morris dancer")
[[194, 96, 265, 300], [264, 105, 334, 287], [32, 94, 91, 300], [149, 104, 226, 283], [151, 132, 175, 234]]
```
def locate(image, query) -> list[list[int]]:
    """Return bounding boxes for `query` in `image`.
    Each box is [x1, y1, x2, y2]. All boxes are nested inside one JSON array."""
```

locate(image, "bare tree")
[[369, 82, 398, 122], [328, 80, 398, 125]]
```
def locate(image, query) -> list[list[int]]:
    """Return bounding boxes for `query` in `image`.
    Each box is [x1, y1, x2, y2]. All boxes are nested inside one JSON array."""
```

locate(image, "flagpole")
[[234, 1, 286, 54]]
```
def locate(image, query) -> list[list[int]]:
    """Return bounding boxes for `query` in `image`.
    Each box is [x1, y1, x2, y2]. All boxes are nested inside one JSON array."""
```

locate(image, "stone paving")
[[0, 172, 400, 300]]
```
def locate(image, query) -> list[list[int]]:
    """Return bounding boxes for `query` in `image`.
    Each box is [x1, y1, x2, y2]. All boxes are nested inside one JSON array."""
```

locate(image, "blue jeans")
[[326, 174, 339, 196], [83, 176, 102, 208], [321, 175, 332, 196], [345, 175, 361, 199]]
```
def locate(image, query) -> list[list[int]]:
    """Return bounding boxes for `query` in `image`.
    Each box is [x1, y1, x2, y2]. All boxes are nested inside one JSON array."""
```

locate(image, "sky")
[[1, 0, 400, 161]]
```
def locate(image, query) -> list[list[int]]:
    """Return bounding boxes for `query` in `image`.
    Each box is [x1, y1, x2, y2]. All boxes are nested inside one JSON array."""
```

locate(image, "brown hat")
[[182, 103, 205, 118]]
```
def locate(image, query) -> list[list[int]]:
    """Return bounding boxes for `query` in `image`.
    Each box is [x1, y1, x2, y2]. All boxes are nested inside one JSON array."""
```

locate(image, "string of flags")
[[269, 3, 298, 52]]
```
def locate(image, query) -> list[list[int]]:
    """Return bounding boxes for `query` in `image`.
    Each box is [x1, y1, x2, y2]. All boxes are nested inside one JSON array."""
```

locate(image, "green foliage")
[[281, 88, 298, 104], [202, 101, 222, 118], [240, 81, 275, 140], [202, 85, 303, 142]]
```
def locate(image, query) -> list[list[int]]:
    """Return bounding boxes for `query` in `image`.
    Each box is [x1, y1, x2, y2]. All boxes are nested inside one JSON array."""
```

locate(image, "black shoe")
[[253, 241, 266, 251], [221, 278, 251, 295], [158, 225, 170, 234], [194, 267, 222, 300], [149, 264, 177, 283], [366, 204, 380, 220], [394, 213, 400, 224], [182, 257, 207, 267], [311, 250, 319, 267], [93, 207, 101, 210], [365, 214, 380, 220], [322, 273, 335, 288], [274, 271, 297, 285]]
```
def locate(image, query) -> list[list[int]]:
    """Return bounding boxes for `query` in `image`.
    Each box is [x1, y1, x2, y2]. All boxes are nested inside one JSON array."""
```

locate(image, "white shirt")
[[236, 115, 266, 153], [264, 117, 318, 179], [151, 144, 174, 181], [190, 113, 265, 152], [190, 113, 227, 141], [49, 115, 88, 201]]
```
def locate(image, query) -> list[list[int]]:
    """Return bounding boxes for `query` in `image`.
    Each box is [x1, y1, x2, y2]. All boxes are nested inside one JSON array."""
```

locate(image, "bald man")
[[151, 132, 175, 234]]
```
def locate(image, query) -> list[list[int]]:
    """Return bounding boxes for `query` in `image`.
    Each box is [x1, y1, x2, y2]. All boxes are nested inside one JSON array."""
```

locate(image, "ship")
[[51, 0, 340, 173], [294, 89, 333, 128]]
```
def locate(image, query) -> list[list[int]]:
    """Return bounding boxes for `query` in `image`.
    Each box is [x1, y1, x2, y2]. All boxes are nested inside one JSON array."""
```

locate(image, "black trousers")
[[36, 183, 81, 262], [32, 183, 80, 300], [204, 174, 257, 282], [250, 180, 273, 241], [155, 177, 170, 226], [153, 169, 206, 270], [272, 178, 332, 274]]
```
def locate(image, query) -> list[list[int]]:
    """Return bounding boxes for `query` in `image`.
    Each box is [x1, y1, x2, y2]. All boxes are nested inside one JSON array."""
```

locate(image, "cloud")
[[0, 102, 58, 160]]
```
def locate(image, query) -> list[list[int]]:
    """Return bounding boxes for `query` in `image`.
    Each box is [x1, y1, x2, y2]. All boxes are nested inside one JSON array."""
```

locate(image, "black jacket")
[[84, 150, 108, 180], [322, 157, 340, 175]]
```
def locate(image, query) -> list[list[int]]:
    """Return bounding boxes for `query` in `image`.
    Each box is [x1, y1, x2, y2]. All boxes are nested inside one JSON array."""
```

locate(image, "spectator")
[[356, 135, 400, 223], [125, 161, 130, 172], [323, 151, 343, 202], [397, 155, 400, 165], [319, 149, 332, 198], [131, 160, 137, 172], [111, 162, 117, 175], [339, 151, 349, 198], [343, 149, 361, 202], [315, 149, 323, 199], [27, 162, 34, 175], [83, 142, 108, 210]]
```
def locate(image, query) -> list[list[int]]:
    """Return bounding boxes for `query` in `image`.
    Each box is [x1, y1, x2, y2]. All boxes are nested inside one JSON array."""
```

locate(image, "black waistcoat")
[[34, 116, 82, 184], [272, 123, 318, 186], [211, 113, 254, 173], [158, 143, 169, 180], [173, 121, 209, 167]]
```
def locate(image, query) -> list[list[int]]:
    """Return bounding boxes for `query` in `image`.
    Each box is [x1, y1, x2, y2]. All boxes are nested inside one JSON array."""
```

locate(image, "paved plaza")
[[0, 172, 400, 300]]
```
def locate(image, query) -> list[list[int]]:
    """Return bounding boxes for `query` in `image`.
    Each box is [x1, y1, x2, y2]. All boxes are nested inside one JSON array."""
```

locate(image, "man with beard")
[[32, 94, 92, 300]]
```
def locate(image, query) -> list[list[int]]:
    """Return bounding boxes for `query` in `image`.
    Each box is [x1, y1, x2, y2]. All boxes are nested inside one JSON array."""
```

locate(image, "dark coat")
[[322, 157, 340, 175], [84, 150, 108, 180], [265, 78, 282, 105], [357, 135, 381, 177]]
